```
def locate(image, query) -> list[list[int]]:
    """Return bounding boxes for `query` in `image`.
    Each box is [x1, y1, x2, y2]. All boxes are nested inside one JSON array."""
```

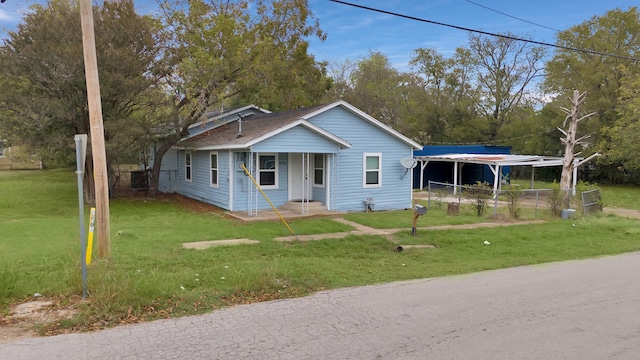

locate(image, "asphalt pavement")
[[1, 252, 639, 359]]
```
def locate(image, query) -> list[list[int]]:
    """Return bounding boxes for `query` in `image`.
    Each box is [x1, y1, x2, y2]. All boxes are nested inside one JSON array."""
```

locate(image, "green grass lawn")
[[1, 170, 639, 334]]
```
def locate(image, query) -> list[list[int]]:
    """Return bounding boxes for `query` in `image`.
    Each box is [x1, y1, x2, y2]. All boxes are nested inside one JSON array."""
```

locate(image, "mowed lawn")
[[1, 169, 640, 333]]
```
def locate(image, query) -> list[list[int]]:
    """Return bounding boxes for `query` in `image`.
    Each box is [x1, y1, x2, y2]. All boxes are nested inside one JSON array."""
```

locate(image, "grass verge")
[[1, 170, 639, 335]]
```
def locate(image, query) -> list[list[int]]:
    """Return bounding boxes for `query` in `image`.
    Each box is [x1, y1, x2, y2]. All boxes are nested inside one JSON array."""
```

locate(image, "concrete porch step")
[[279, 200, 326, 212]]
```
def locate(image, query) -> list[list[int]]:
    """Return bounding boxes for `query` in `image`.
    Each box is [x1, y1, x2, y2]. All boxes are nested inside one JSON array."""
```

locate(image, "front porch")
[[226, 200, 343, 221]]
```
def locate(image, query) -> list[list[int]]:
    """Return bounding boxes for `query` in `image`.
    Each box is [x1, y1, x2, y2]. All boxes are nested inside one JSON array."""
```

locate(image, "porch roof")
[[176, 105, 351, 151]]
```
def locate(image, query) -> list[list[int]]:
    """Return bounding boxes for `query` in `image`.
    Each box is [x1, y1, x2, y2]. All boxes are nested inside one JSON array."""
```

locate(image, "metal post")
[[74, 135, 88, 299]]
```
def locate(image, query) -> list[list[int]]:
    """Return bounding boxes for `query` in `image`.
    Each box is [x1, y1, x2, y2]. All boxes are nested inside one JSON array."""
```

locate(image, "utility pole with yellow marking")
[[80, 0, 110, 258]]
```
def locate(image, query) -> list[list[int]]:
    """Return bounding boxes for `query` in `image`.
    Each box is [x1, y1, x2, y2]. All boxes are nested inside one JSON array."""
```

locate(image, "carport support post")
[[453, 161, 459, 195]]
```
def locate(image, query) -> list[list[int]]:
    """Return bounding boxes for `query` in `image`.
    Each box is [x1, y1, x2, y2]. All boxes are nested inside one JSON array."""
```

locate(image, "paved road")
[[2, 253, 640, 360]]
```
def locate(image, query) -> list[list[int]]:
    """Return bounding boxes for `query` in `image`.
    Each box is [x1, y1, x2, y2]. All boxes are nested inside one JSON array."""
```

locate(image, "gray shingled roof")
[[176, 104, 330, 150]]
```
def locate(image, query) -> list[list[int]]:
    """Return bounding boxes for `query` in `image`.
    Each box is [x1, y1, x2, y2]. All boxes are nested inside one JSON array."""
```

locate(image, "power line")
[[463, 0, 562, 33], [328, 0, 640, 62]]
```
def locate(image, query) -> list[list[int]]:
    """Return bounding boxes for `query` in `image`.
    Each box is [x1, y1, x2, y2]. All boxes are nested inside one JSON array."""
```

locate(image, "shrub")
[[547, 181, 564, 218], [464, 182, 492, 217], [502, 184, 521, 219]]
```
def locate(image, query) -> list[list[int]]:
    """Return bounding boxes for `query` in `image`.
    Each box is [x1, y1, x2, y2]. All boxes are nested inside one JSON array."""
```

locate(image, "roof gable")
[[302, 101, 422, 150], [176, 105, 350, 150], [176, 100, 421, 151]]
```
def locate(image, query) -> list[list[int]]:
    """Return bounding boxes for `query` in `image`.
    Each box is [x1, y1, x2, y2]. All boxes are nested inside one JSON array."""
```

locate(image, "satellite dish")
[[400, 157, 418, 169], [400, 157, 418, 179]]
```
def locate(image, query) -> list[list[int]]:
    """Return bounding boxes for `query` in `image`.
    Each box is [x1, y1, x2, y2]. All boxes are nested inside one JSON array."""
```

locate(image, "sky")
[[1, 0, 638, 71]]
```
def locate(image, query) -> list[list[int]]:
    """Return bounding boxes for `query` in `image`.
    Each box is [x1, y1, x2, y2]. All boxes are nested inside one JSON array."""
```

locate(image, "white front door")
[[289, 153, 311, 201]]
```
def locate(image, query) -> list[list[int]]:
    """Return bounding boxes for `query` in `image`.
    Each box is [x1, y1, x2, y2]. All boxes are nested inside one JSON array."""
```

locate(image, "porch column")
[[453, 161, 459, 195]]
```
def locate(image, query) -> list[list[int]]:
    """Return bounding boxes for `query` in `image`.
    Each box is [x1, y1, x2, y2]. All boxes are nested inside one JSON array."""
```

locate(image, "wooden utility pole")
[[80, 0, 110, 258], [558, 90, 596, 191]]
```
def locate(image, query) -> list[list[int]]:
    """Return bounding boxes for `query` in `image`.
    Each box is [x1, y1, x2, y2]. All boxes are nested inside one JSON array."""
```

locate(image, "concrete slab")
[[182, 239, 259, 249], [397, 244, 436, 250], [226, 209, 343, 222]]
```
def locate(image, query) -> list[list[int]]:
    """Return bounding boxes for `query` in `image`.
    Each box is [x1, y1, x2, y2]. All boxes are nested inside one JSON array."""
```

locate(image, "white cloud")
[[0, 9, 19, 22]]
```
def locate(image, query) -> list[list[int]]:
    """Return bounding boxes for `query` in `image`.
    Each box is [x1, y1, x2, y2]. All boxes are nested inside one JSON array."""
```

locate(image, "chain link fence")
[[421, 180, 600, 219]]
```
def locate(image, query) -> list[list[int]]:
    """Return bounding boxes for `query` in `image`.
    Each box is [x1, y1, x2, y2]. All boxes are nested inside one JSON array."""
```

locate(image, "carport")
[[414, 153, 599, 194]]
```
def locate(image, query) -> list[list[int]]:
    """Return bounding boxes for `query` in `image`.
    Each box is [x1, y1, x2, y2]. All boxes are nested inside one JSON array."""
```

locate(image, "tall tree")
[[0, 0, 161, 201], [607, 71, 640, 173], [558, 91, 596, 190], [408, 47, 480, 144], [147, 0, 329, 198], [467, 32, 546, 141], [323, 59, 357, 101], [343, 51, 410, 129], [543, 7, 640, 182]]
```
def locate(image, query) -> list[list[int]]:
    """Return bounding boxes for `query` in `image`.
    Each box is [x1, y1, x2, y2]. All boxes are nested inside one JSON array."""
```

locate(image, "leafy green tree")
[[147, 0, 329, 198], [607, 71, 640, 173], [0, 0, 161, 201], [543, 7, 640, 182], [323, 59, 357, 102], [467, 32, 546, 142], [408, 47, 480, 144], [342, 52, 410, 129]]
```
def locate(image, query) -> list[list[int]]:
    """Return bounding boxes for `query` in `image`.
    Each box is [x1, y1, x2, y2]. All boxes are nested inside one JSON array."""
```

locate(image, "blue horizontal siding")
[[309, 107, 414, 212], [163, 150, 231, 209], [252, 126, 342, 153]]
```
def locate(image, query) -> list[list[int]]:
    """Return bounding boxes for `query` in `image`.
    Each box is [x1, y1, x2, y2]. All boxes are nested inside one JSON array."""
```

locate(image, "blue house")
[[153, 101, 422, 215]]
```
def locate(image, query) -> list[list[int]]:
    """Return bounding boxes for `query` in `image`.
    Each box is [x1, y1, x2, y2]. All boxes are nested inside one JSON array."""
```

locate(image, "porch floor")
[[226, 208, 344, 222]]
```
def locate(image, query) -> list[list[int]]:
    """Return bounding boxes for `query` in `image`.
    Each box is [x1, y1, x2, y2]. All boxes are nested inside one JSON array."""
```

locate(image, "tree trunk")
[[559, 122, 577, 191], [147, 142, 172, 199], [559, 90, 594, 192]]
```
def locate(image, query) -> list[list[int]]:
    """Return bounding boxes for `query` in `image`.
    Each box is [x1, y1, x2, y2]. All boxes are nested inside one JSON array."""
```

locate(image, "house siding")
[[155, 102, 417, 214], [251, 126, 342, 153], [156, 147, 231, 209], [308, 107, 414, 212], [234, 152, 289, 212]]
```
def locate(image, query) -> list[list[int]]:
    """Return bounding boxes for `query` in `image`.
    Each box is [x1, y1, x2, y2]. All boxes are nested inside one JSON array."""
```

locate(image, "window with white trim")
[[363, 153, 382, 187], [185, 152, 192, 182], [313, 153, 324, 187], [258, 154, 278, 188], [210, 152, 218, 187]]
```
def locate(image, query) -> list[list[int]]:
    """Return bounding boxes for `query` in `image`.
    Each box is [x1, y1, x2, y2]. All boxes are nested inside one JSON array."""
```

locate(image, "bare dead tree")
[[558, 90, 596, 190]]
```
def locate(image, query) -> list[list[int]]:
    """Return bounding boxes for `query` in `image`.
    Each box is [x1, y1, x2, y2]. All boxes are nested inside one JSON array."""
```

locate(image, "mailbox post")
[[412, 204, 427, 236]]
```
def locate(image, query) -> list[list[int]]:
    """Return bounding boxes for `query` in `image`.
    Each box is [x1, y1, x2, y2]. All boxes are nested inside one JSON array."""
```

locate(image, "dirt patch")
[[1, 299, 78, 345], [170, 193, 227, 215], [604, 208, 640, 219], [115, 190, 230, 216]]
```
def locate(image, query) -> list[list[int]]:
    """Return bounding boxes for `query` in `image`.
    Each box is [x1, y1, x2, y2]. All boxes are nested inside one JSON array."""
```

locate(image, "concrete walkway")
[[182, 217, 543, 249], [274, 218, 545, 242]]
